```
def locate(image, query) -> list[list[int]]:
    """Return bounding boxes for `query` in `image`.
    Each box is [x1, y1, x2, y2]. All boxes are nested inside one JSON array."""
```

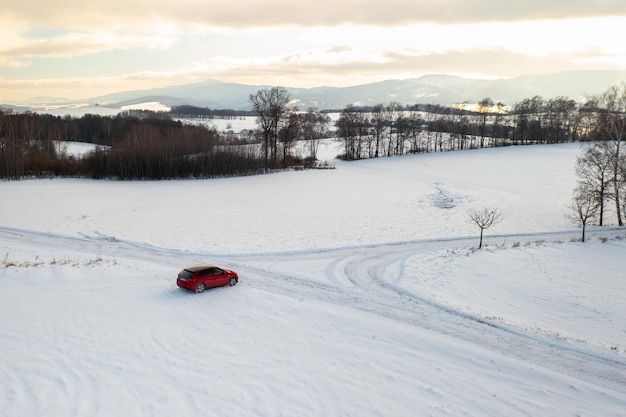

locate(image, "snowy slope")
[[1, 143, 625, 417]]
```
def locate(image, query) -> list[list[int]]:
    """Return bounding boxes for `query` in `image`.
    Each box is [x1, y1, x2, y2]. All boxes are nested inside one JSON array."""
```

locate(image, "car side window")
[[198, 269, 212, 277]]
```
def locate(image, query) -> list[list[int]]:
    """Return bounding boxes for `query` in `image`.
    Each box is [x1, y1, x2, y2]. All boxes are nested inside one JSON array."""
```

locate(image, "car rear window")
[[178, 269, 194, 279]]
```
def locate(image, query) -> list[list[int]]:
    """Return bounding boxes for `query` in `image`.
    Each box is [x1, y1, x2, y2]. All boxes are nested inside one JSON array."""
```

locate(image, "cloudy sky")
[[2, 1, 626, 101]]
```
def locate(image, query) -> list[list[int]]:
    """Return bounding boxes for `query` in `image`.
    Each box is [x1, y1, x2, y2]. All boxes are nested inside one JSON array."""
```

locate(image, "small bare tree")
[[467, 207, 504, 249], [566, 185, 599, 242]]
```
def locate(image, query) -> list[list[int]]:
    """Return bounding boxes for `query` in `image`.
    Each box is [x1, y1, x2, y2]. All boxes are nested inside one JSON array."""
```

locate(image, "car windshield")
[[178, 270, 193, 279]]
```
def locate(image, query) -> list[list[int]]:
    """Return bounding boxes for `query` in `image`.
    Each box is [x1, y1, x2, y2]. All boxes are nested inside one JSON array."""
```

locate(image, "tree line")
[[0, 111, 264, 179], [2, 84, 626, 181], [335, 96, 591, 160], [0, 98, 334, 178], [170, 105, 256, 119]]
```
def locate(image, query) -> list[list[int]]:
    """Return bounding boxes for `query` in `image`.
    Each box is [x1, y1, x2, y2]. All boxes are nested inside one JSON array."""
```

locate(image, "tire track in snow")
[[229, 231, 626, 392], [2, 225, 626, 394], [337, 241, 626, 392]]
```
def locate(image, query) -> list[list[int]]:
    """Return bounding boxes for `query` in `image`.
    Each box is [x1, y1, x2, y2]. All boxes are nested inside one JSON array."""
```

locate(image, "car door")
[[210, 267, 229, 286], [197, 268, 217, 288], [200, 267, 227, 288]]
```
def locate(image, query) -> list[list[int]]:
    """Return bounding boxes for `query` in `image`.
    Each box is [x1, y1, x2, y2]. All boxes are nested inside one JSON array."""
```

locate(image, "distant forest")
[[0, 87, 624, 180]]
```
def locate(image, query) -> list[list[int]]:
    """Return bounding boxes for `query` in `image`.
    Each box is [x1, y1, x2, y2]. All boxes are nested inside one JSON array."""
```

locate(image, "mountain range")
[[6, 70, 626, 111]]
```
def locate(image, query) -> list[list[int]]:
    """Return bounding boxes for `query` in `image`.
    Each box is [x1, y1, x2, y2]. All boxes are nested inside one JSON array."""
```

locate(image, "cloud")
[[4, 1, 626, 30], [2, 32, 176, 60], [2, 2, 626, 101], [327, 45, 354, 54], [177, 45, 623, 88], [0, 11, 181, 69], [1, 41, 624, 102]]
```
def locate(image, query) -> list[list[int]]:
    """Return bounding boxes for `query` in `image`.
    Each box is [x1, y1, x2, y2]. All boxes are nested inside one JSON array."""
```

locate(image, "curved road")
[[2, 225, 625, 392]]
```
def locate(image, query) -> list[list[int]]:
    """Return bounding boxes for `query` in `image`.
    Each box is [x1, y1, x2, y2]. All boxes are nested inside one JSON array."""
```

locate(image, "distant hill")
[[7, 70, 626, 112]]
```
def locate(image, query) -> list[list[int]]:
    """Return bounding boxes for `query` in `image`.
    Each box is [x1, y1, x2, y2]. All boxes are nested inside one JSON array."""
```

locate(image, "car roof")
[[184, 263, 218, 272]]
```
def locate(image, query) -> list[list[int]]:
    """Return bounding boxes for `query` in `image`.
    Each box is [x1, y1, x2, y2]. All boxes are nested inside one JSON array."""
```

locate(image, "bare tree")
[[544, 97, 578, 143], [249, 86, 295, 171], [513, 96, 544, 144], [386, 102, 403, 156], [575, 143, 612, 225], [467, 207, 504, 249], [591, 84, 626, 226], [370, 104, 387, 158], [476, 97, 494, 148], [491, 101, 507, 145], [620, 154, 626, 216], [278, 112, 300, 168], [337, 105, 367, 160], [566, 185, 599, 242], [299, 108, 330, 161]]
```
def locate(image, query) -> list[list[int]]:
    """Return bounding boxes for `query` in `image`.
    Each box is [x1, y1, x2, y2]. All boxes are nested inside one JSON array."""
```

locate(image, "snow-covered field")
[[2, 143, 626, 417]]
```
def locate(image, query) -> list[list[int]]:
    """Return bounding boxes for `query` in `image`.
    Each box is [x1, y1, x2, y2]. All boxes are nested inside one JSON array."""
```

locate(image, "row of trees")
[[335, 96, 596, 160], [568, 85, 626, 239], [0, 111, 264, 179]]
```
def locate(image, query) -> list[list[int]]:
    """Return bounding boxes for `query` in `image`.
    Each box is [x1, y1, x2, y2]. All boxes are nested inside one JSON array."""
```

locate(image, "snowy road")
[[3, 224, 625, 396], [232, 228, 626, 393]]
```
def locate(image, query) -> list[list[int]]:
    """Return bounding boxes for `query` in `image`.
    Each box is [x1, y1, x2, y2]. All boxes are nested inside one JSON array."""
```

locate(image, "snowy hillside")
[[1, 143, 625, 417]]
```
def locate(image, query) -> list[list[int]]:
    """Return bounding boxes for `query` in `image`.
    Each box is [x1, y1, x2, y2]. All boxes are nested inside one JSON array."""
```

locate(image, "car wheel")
[[195, 283, 206, 293], [229, 277, 237, 286]]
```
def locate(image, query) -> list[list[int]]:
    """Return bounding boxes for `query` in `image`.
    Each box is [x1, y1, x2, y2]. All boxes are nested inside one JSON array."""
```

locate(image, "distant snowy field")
[[2, 143, 626, 417]]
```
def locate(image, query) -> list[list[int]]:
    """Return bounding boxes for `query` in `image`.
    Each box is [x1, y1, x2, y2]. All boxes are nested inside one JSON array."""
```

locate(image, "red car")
[[176, 263, 239, 293]]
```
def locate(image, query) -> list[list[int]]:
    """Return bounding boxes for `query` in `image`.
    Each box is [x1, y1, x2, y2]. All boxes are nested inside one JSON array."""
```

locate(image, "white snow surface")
[[1, 143, 626, 417]]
